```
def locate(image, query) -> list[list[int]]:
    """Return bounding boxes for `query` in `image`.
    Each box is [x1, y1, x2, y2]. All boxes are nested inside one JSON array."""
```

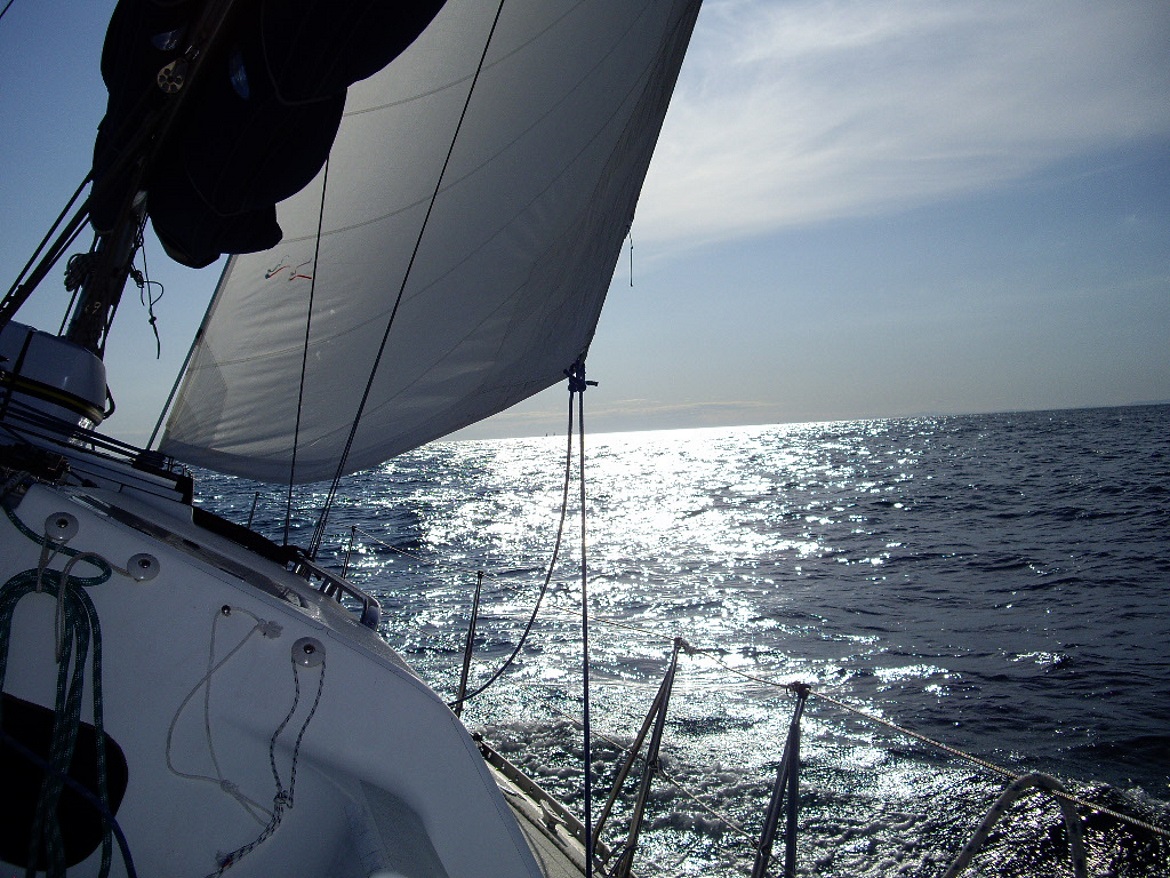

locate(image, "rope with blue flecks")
[[0, 502, 131, 878], [207, 646, 326, 877]]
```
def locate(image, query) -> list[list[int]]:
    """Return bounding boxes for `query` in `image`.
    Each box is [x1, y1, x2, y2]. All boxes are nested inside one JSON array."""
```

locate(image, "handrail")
[[293, 558, 381, 630]]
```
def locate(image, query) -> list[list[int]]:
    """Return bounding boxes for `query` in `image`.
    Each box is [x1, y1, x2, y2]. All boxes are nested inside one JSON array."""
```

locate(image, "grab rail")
[[294, 558, 381, 630]]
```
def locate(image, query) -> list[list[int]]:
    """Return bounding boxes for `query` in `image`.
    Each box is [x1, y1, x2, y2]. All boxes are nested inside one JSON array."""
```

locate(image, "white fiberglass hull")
[[0, 475, 554, 877]]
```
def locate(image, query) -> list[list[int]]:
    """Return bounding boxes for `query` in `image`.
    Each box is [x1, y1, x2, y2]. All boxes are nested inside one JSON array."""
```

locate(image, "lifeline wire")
[[482, 603, 1170, 844], [375, 530, 1168, 848]]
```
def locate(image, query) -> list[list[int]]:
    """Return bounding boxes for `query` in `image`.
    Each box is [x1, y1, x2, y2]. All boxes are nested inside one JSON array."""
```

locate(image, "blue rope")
[[0, 725, 138, 878]]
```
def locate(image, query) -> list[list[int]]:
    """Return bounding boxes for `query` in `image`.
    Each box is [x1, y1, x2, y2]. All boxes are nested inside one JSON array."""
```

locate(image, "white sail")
[[160, 0, 701, 484]]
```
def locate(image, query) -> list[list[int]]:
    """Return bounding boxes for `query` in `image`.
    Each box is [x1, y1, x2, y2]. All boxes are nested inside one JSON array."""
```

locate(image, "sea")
[[196, 403, 1170, 878]]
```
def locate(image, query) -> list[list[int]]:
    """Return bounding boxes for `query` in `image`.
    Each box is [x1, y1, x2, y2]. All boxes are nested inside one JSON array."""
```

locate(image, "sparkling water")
[[197, 404, 1170, 877]]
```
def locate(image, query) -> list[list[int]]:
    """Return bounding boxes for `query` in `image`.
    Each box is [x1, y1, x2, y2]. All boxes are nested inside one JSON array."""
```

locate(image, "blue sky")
[[2, 0, 1168, 446]]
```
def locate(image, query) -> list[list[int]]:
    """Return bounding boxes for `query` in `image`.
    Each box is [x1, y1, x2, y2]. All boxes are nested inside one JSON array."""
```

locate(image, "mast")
[[0, 0, 246, 356], [63, 0, 242, 357], [63, 197, 146, 357]]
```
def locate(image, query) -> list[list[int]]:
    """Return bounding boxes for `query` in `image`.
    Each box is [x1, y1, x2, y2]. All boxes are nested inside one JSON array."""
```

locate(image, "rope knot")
[[258, 620, 282, 639], [564, 360, 597, 394]]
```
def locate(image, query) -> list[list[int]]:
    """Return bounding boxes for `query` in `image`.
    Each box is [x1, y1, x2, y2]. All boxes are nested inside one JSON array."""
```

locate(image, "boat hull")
[[0, 479, 546, 877]]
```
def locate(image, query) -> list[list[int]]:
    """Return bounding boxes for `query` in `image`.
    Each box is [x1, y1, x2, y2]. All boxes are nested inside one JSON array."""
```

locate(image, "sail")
[[160, 0, 702, 484]]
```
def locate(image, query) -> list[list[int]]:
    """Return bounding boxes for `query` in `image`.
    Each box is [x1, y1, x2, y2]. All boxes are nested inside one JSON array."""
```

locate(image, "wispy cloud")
[[636, 0, 1170, 247]]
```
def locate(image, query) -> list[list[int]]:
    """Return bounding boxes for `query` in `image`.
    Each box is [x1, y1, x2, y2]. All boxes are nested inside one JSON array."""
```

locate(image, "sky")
[[1, 0, 1168, 447]]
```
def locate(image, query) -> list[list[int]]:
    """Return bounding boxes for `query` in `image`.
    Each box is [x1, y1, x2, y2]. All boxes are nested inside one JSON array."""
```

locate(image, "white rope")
[[165, 606, 280, 825], [210, 646, 326, 876]]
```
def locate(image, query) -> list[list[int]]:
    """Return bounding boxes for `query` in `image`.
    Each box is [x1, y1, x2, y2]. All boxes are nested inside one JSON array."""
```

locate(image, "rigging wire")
[[1, 192, 92, 335], [3, 175, 91, 307], [307, 0, 509, 560], [286, 160, 331, 548], [4, 0, 246, 339]]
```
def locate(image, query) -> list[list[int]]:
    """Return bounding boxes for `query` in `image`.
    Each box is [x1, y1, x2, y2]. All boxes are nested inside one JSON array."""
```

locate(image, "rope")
[[0, 725, 138, 877], [207, 639, 326, 876], [455, 377, 579, 706], [132, 236, 164, 360], [148, 256, 235, 449], [165, 606, 280, 825], [0, 506, 118, 878]]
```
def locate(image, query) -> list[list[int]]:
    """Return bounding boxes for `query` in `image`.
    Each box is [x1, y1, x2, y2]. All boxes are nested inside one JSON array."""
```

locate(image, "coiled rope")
[[0, 502, 126, 878]]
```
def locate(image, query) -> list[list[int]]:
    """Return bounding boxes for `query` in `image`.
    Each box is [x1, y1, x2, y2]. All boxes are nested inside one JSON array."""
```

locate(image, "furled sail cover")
[[94, 0, 447, 267], [161, 0, 702, 484]]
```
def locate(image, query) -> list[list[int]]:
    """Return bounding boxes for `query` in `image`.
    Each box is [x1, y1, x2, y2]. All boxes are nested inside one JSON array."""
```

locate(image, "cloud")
[[635, 0, 1170, 248]]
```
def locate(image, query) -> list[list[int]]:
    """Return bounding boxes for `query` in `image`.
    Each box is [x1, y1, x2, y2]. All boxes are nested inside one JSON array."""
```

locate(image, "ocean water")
[[198, 404, 1170, 877]]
